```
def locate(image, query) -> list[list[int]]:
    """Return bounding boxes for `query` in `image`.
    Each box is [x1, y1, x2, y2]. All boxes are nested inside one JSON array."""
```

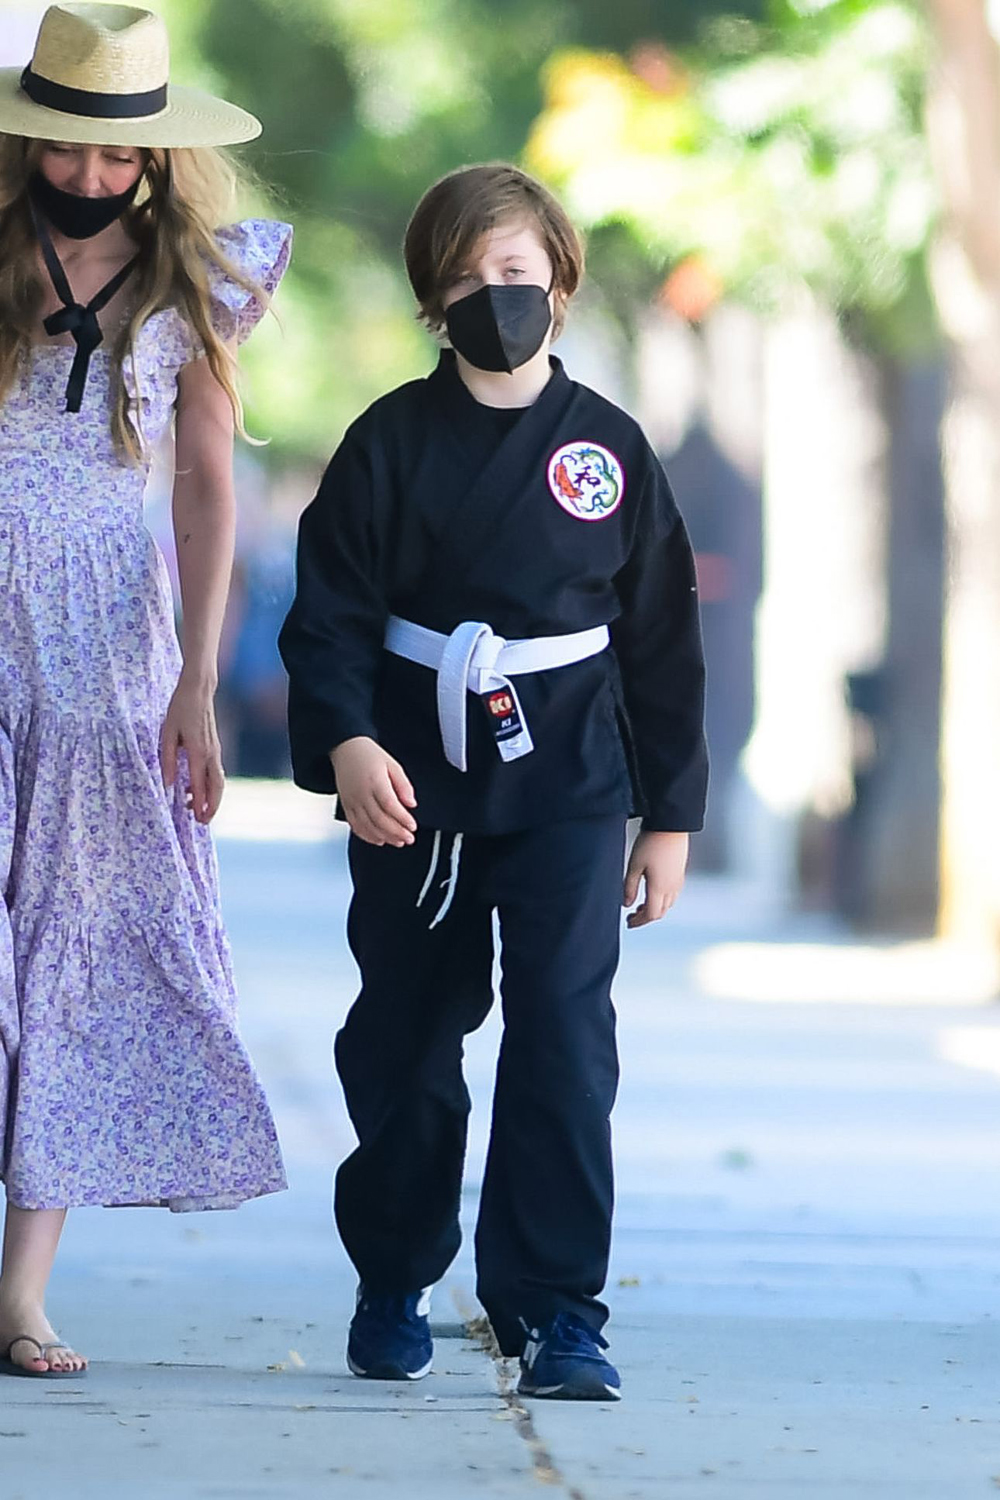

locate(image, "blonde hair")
[[0, 135, 268, 461]]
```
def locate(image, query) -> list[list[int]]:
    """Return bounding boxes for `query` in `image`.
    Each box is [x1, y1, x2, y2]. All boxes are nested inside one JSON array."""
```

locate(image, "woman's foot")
[[0, 1205, 83, 1374], [0, 1303, 87, 1373]]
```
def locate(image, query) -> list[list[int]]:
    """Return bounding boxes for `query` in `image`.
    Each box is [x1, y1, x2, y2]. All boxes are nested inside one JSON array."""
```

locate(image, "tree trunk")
[[925, 0, 1000, 968], [847, 358, 946, 933]]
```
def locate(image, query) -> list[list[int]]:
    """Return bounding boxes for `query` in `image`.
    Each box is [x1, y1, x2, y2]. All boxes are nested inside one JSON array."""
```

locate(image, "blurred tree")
[[526, 1, 950, 931], [157, 0, 766, 458], [923, 0, 1000, 968], [527, 4, 936, 345], [156, 0, 984, 941]]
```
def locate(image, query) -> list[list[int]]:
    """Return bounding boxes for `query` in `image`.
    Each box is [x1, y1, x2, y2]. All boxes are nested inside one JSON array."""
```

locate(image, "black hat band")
[[20, 63, 168, 121]]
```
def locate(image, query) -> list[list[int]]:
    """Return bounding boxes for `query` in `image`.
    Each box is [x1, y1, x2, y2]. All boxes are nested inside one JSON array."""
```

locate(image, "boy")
[[278, 164, 707, 1401]]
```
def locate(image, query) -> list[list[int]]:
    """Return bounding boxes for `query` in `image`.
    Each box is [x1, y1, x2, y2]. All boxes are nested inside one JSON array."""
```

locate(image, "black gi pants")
[[334, 816, 626, 1356]]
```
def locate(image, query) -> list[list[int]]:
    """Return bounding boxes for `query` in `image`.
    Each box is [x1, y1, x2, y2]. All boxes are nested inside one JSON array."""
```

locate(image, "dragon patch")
[[547, 441, 625, 521]]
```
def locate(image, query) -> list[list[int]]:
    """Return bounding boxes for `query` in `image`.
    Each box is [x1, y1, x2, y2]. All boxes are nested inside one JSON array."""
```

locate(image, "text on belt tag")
[[481, 683, 534, 761]]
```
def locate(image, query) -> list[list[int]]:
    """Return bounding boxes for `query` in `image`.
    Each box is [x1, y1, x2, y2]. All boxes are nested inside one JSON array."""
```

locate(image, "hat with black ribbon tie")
[[0, 3, 262, 147]]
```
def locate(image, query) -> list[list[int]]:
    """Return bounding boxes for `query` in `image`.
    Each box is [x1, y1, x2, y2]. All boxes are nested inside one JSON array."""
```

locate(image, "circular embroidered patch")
[[547, 441, 625, 521]]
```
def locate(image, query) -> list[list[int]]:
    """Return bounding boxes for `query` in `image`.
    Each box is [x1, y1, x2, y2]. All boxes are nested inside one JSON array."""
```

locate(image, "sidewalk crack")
[[456, 1298, 590, 1499]]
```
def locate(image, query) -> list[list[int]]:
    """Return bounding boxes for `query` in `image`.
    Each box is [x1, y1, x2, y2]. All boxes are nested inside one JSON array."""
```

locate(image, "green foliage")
[[157, 0, 781, 461], [157, 0, 939, 459], [528, 2, 939, 354], [162, 0, 577, 460]]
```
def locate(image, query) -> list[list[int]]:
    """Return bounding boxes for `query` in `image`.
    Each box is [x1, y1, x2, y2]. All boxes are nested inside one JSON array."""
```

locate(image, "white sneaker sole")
[[347, 1352, 433, 1381], [521, 1381, 621, 1401]]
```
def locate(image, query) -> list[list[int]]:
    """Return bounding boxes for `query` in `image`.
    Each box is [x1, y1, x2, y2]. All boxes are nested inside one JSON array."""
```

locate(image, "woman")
[[0, 4, 290, 1377]]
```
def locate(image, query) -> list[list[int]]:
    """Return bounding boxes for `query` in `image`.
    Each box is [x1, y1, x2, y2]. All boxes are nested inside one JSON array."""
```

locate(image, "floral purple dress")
[[0, 219, 290, 1211]]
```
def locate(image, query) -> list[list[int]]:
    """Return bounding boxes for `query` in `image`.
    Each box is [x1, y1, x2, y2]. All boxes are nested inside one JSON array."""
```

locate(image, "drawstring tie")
[[415, 830, 464, 929], [31, 205, 139, 413]]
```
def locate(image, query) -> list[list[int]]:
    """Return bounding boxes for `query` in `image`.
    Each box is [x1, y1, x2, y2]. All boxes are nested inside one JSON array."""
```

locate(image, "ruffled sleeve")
[[205, 218, 293, 345], [122, 306, 199, 444], [122, 219, 292, 447]]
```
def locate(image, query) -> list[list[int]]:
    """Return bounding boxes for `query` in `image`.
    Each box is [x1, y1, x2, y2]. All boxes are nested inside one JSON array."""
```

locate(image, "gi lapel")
[[422, 351, 580, 566]]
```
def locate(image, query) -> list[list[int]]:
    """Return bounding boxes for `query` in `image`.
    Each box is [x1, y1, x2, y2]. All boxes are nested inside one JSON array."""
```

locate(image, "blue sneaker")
[[517, 1313, 622, 1401], [346, 1287, 433, 1380]]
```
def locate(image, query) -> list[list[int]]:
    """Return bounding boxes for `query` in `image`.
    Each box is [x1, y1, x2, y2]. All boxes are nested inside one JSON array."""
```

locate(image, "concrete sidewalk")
[[4, 796, 1000, 1498]]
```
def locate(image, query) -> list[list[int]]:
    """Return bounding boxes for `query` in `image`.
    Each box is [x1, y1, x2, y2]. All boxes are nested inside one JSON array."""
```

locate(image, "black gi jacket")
[[278, 352, 708, 835]]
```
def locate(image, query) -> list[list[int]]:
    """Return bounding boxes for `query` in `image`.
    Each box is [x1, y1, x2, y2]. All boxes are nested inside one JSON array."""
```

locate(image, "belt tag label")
[[481, 682, 534, 762]]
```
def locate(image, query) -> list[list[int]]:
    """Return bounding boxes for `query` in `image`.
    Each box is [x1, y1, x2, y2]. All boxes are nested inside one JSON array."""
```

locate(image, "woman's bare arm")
[[160, 353, 237, 823]]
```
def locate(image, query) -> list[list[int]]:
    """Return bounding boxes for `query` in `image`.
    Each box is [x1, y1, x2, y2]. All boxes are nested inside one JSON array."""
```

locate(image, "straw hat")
[[0, 4, 261, 147]]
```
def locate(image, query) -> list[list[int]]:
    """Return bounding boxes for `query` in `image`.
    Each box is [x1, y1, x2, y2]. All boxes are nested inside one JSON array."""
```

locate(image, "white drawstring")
[[414, 829, 464, 929], [415, 829, 442, 908], [429, 833, 464, 930]]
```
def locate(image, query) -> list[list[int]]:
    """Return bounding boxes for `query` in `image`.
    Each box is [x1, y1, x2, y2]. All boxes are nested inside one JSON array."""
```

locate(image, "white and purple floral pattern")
[[0, 219, 292, 1211]]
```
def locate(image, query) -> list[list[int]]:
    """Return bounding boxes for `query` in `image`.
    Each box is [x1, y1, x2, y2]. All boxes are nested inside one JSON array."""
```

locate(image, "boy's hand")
[[623, 831, 689, 929], [330, 737, 418, 847]]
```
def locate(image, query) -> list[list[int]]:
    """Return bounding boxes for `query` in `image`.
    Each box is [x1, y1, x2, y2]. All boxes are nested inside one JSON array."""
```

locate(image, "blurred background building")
[[4, 0, 999, 972]]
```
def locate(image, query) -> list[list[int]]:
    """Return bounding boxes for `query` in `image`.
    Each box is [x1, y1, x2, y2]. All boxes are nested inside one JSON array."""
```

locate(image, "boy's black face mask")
[[29, 170, 142, 240], [445, 281, 553, 374]]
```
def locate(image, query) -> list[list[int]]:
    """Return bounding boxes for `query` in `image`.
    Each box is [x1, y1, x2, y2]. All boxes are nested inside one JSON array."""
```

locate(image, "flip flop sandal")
[[0, 1336, 86, 1378]]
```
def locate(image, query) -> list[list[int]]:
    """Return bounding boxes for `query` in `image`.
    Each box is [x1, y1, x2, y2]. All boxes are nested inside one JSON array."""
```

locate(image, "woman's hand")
[[623, 830, 690, 929], [331, 737, 418, 847], [160, 672, 225, 825]]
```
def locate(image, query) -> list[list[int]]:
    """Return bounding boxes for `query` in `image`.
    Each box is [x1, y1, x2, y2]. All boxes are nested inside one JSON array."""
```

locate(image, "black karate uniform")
[[279, 352, 707, 1353]]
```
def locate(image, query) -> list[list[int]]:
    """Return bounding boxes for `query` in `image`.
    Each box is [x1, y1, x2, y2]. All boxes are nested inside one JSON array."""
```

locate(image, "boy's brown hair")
[[403, 163, 584, 336]]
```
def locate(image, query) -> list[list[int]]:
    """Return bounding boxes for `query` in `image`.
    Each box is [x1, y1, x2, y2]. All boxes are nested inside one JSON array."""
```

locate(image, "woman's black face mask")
[[444, 280, 553, 374], [28, 170, 142, 241]]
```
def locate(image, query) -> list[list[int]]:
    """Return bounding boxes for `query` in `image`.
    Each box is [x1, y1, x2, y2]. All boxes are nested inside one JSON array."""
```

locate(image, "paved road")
[[4, 795, 1000, 1498]]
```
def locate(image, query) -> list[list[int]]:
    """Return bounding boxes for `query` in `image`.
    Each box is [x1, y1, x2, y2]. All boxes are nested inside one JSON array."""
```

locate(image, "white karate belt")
[[384, 616, 611, 773]]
